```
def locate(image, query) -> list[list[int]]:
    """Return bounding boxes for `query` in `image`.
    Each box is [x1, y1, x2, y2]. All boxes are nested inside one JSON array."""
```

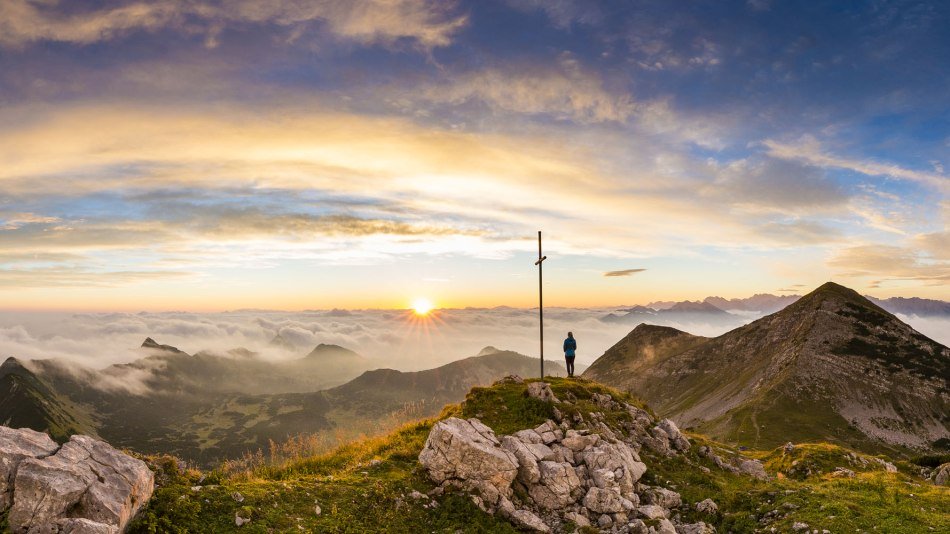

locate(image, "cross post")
[[534, 231, 547, 379]]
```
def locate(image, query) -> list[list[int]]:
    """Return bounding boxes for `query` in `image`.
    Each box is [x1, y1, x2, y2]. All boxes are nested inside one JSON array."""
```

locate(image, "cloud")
[[0, 268, 189, 289], [603, 269, 647, 277], [763, 136, 950, 192], [706, 157, 849, 212], [829, 245, 950, 286], [504, 0, 603, 29], [0, 212, 62, 230], [417, 57, 636, 123], [0, 0, 467, 49]]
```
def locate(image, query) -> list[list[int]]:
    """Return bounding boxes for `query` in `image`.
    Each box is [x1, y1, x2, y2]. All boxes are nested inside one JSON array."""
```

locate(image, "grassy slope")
[[127, 378, 949, 533]]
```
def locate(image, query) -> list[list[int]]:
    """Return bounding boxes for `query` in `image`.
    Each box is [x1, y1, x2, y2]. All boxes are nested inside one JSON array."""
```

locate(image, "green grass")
[[129, 414, 517, 533], [127, 377, 949, 533]]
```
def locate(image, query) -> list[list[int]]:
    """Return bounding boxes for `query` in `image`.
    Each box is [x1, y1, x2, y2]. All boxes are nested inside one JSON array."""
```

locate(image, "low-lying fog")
[[1, 308, 947, 373]]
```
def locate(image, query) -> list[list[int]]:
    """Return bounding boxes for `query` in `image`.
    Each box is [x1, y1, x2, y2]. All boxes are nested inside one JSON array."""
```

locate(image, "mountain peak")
[[477, 346, 501, 356], [0, 356, 26, 375], [305, 343, 364, 361], [140, 338, 187, 355], [792, 282, 887, 314]]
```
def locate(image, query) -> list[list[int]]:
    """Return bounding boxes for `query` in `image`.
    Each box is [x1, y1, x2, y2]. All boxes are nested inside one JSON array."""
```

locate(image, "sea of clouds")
[[0, 308, 946, 373]]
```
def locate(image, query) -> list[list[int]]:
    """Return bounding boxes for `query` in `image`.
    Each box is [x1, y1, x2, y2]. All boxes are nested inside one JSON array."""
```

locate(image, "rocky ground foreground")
[[419, 378, 765, 533]]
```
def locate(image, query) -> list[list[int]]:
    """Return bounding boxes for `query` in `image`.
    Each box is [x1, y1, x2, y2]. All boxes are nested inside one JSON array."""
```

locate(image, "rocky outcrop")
[[419, 387, 719, 533], [527, 382, 560, 403], [0, 427, 59, 511], [933, 463, 950, 486], [418, 417, 519, 510], [0, 427, 154, 533]]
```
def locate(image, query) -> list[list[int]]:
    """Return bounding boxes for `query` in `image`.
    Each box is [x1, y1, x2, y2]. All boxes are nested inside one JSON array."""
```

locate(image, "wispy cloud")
[[763, 136, 950, 192], [0, 0, 467, 49], [603, 269, 647, 277], [415, 56, 635, 123]]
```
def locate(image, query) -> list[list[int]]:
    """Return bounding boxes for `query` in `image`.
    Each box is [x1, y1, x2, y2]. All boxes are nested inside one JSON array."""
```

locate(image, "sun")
[[411, 297, 434, 316]]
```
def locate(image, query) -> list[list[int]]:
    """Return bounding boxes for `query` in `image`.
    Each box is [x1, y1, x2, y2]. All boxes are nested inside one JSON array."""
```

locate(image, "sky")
[[1, 0, 948, 312]]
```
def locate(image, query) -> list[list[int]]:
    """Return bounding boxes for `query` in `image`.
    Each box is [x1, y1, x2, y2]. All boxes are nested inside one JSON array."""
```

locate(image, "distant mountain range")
[[606, 290, 950, 326], [0, 342, 561, 465], [585, 282, 949, 456], [602, 300, 740, 326]]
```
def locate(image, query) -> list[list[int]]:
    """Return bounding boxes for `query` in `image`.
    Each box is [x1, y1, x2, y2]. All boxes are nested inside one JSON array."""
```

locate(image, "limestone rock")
[[933, 463, 950, 485], [526, 382, 560, 403], [831, 467, 855, 478], [873, 458, 898, 473], [501, 436, 541, 485], [5, 432, 153, 534], [508, 508, 550, 533], [528, 461, 582, 510], [533, 421, 563, 445], [564, 511, 590, 527], [676, 521, 716, 534], [497, 375, 524, 384], [642, 486, 681, 508], [561, 430, 599, 452], [582, 486, 625, 514], [0, 427, 59, 512], [657, 419, 690, 451], [418, 418, 518, 509], [654, 518, 678, 534], [55, 518, 119, 534], [695, 498, 718, 515], [577, 441, 646, 494], [637, 503, 669, 520], [737, 459, 769, 480]]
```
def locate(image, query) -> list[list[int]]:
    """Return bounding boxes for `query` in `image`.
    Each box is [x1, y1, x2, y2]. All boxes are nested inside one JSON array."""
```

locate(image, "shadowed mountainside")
[[0, 344, 562, 464]]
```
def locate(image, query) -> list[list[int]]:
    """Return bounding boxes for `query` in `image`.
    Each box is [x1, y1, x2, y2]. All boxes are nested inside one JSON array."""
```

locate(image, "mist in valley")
[[3, 306, 947, 378]]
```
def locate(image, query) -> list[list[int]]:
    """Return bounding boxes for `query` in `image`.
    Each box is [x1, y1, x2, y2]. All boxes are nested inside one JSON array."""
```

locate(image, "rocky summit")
[[418, 376, 755, 533], [0, 426, 154, 533], [584, 282, 950, 455]]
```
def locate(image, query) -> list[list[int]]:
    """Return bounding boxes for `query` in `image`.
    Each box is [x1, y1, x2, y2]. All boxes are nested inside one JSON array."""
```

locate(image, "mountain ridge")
[[585, 282, 950, 455]]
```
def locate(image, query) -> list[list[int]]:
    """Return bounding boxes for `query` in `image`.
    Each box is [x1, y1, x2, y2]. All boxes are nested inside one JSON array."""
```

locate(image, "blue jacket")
[[563, 337, 576, 357]]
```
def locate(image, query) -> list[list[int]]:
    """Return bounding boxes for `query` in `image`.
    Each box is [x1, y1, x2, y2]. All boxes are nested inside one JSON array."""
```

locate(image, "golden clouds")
[[0, 0, 466, 49]]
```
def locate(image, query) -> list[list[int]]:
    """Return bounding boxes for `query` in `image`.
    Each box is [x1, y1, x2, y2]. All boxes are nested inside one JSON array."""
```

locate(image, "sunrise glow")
[[412, 298, 435, 316]]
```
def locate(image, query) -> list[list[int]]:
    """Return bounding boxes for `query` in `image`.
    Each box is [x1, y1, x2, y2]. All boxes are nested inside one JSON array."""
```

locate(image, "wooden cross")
[[534, 231, 547, 378]]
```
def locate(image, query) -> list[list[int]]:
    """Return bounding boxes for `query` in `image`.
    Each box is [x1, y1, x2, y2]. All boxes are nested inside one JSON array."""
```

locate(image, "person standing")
[[563, 332, 577, 377]]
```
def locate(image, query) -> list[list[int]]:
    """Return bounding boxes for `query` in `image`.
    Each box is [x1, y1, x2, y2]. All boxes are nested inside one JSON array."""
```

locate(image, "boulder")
[[6, 433, 153, 534], [577, 441, 646, 494], [419, 418, 518, 508], [0, 427, 59, 511], [933, 463, 950, 485], [582, 486, 625, 514], [676, 521, 716, 534], [33, 518, 120, 534], [642, 486, 681, 508], [528, 461, 582, 510], [654, 518, 678, 534], [564, 511, 590, 527], [637, 503, 669, 520], [497, 375, 524, 384], [695, 498, 718, 515], [533, 421, 563, 445], [526, 382, 560, 403], [831, 467, 855, 478], [656, 419, 690, 451], [561, 430, 599, 452], [737, 459, 769, 480], [873, 458, 898, 473], [513, 429, 544, 445]]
